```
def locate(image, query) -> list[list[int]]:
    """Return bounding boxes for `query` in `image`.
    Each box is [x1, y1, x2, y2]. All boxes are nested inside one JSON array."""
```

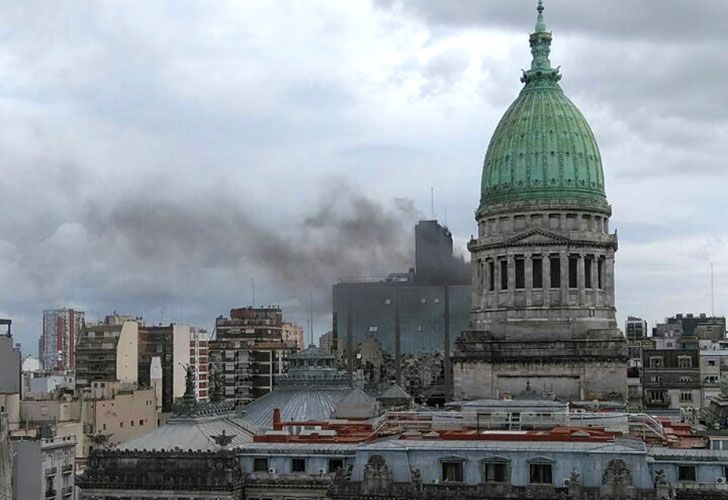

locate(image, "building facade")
[[282, 321, 305, 351], [626, 316, 648, 340], [642, 349, 701, 411], [12, 434, 76, 500], [137, 323, 191, 412], [74, 318, 139, 388], [39, 308, 85, 372], [209, 307, 298, 405], [190, 327, 210, 402], [452, 2, 627, 402]]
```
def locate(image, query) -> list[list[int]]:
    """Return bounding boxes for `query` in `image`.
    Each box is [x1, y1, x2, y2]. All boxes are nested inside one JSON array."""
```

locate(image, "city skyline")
[[0, 0, 727, 352]]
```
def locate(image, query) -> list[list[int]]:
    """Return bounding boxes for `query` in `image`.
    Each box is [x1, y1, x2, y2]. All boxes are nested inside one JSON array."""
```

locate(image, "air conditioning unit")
[[318, 468, 326, 475], [562, 479, 571, 487], [268, 467, 276, 474], [715, 477, 726, 484]]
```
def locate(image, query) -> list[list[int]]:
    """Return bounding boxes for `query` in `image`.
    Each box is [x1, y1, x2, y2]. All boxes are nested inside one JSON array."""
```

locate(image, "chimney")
[[272, 407, 282, 431]]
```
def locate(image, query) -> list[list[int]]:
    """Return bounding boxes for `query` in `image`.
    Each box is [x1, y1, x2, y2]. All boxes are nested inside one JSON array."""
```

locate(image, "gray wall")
[[0, 336, 20, 394]]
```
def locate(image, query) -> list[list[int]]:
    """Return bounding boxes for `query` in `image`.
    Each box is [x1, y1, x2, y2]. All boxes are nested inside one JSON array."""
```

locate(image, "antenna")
[[309, 291, 315, 346], [251, 278, 255, 307], [711, 263, 715, 316], [430, 187, 434, 219]]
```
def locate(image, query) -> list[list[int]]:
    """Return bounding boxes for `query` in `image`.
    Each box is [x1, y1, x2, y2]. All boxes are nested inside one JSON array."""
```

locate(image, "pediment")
[[505, 229, 568, 246]]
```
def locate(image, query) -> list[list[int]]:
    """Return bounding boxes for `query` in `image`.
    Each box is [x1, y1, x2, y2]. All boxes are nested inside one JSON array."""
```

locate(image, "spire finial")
[[535, 0, 547, 33]]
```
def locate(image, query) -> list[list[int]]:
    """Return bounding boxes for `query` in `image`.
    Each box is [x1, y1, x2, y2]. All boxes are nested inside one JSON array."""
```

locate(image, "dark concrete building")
[[642, 349, 701, 410], [332, 219, 470, 402], [653, 313, 726, 342], [209, 307, 298, 405]]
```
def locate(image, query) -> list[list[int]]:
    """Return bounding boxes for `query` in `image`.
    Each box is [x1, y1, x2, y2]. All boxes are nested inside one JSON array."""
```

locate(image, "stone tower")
[[453, 1, 627, 402]]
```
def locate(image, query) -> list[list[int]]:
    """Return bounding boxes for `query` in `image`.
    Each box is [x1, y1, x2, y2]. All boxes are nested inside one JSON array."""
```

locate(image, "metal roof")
[[358, 438, 646, 455], [235, 388, 351, 429], [455, 399, 567, 409], [117, 415, 253, 452], [649, 448, 728, 462]]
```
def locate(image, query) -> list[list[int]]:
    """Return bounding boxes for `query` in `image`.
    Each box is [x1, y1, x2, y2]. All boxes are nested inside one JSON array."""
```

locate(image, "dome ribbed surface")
[[479, 5, 607, 211]]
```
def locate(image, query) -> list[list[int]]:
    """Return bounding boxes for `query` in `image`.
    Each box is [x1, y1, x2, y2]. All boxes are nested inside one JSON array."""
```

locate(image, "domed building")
[[453, 2, 627, 402]]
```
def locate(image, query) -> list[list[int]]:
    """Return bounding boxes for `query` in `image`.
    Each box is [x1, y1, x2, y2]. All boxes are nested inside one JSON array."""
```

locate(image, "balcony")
[[45, 489, 57, 498], [62, 486, 74, 496], [45, 466, 57, 476], [61, 464, 73, 475]]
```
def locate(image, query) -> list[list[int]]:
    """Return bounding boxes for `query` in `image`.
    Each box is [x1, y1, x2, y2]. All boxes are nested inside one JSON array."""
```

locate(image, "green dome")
[[480, 2, 607, 212]]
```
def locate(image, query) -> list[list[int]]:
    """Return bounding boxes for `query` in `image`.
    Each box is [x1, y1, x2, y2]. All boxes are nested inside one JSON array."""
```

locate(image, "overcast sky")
[[1, 0, 727, 353]]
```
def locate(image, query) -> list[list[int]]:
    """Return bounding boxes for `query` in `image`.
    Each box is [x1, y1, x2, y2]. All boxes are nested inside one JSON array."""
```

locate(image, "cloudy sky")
[[1, 0, 727, 353]]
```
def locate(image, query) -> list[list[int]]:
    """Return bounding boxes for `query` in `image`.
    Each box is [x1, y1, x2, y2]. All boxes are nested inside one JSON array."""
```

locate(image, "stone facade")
[[452, 2, 627, 402]]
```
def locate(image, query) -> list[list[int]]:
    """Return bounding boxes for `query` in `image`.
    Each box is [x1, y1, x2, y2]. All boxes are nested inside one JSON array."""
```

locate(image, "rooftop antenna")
[[309, 291, 315, 346], [710, 263, 715, 316], [430, 187, 434, 220], [251, 278, 255, 307]]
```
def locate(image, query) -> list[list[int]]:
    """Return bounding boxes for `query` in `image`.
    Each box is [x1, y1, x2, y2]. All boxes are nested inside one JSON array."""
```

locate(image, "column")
[[543, 254, 551, 305], [577, 254, 585, 305], [525, 254, 533, 307], [560, 253, 568, 303]]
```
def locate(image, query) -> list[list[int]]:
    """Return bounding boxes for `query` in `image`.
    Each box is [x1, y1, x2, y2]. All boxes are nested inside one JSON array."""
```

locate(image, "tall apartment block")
[[137, 323, 191, 412], [209, 306, 297, 405], [74, 316, 138, 388], [281, 321, 305, 351], [39, 309, 85, 372], [189, 327, 210, 402]]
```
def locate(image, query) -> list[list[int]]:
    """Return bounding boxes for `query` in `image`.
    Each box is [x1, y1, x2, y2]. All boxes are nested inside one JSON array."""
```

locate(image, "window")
[[529, 463, 553, 484], [679, 376, 691, 384], [532, 257, 543, 288], [708, 360, 717, 366], [680, 392, 693, 402], [139, 419, 144, 426], [678, 465, 696, 482], [484, 462, 508, 483], [119, 422, 124, 428], [500, 260, 508, 290], [647, 390, 664, 403], [584, 256, 593, 288], [515, 258, 525, 289], [678, 356, 692, 368], [597, 258, 604, 288], [550, 257, 561, 288], [384, 298, 392, 305], [368, 326, 378, 333], [291, 458, 306, 473], [420, 298, 427, 304], [442, 461, 464, 482], [649, 375, 662, 383], [253, 458, 269, 472], [329, 459, 344, 472], [649, 357, 664, 368], [568, 256, 578, 288], [488, 261, 495, 291]]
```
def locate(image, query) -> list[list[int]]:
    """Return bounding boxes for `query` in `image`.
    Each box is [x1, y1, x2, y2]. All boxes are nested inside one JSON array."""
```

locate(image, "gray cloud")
[[0, 0, 727, 351]]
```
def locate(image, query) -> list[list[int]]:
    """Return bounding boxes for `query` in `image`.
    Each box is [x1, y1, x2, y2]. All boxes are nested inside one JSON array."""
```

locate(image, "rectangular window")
[[598, 258, 604, 288], [678, 465, 696, 482], [329, 459, 344, 473], [484, 462, 508, 483], [515, 258, 525, 289], [442, 462, 464, 482], [680, 392, 693, 402], [568, 256, 578, 288], [529, 463, 553, 484], [500, 260, 508, 290], [678, 356, 692, 368], [708, 360, 717, 366], [584, 256, 593, 288], [649, 357, 664, 368], [550, 257, 561, 288], [253, 458, 269, 472], [532, 257, 543, 289], [291, 458, 306, 473], [488, 261, 495, 291]]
